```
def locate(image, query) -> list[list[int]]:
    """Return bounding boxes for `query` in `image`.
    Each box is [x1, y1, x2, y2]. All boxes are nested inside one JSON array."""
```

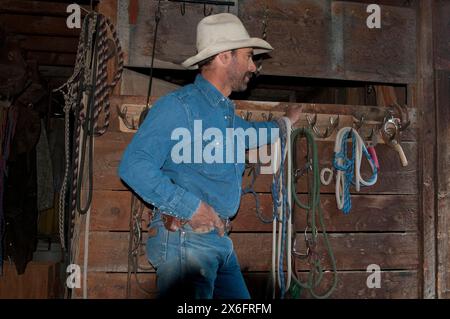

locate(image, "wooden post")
[[416, 0, 437, 299]]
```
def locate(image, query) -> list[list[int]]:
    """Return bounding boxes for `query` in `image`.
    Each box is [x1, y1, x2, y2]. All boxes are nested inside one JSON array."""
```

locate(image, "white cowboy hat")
[[181, 13, 273, 70]]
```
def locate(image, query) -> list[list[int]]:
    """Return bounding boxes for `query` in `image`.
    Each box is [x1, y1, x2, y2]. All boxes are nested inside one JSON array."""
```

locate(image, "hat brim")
[[181, 38, 273, 70]]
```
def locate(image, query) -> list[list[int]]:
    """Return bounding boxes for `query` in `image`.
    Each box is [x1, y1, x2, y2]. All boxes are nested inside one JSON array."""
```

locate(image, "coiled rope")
[[333, 127, 377, 214], [290, 127, 338, 299]]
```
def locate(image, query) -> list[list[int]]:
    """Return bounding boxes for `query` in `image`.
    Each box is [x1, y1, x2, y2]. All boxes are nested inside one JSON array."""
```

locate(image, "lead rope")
[[55, 11, 123, 298], [333, 127, 378, 214], [56, 11, 123, 251], [290, 128, 338, 299], [270, 117, 292, 299]]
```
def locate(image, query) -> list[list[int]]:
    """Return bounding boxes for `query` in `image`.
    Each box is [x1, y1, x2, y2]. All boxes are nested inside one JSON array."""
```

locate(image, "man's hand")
[[285, 106, 302, 126], [189, 202, 225, 236]]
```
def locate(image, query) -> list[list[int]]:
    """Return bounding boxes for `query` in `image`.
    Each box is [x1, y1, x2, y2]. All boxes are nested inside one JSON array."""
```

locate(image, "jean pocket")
[[146, 225, 167, 269]]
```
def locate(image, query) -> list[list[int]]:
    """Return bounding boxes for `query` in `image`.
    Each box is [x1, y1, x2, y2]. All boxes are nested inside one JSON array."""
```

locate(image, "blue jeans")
[[146, 216, 251, 299]]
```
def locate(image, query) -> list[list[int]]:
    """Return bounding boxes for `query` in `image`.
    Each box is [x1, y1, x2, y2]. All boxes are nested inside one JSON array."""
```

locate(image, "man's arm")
[[118, 95, 201, 220], [233, 106, 302, 148]]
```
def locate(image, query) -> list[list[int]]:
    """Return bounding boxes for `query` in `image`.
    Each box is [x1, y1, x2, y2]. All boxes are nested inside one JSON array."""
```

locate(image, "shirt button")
[[224, 116, 227, 119]]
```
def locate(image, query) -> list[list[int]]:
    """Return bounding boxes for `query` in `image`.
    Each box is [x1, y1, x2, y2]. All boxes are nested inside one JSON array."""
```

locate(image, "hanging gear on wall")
[[333, 127, 378, 214], [0, 102, 18, 274], [289, 127, 338, 299], [270, 117, 293, 299], [54, 9, 123, 296], [126, 194, 155, 298]]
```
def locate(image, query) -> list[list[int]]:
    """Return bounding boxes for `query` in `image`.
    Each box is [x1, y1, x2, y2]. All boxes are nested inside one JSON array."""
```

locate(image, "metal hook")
[[246, 111, 252, 121], [391, 102, 410, 131], [261, 113, 267, 121], [353, 115, 364, 131], [116, 105, 138, 130], [180, 2, 185, 15], [268, 112, 273, 121], [306, 114, 339, 138], [306, 113, 317, 127], [203, 4, 213, 16]]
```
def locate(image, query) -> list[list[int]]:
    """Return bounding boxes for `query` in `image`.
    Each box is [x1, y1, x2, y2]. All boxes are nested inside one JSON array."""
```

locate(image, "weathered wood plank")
[[417, 0, 436, 299], [109, 95, 419, 141], [117, 0, 415, 83], [436, 71, 450, 298], [91, 190, 418, 232], [76, 270, 418, 299], [93, 131, 418, 194], [434, 0, 450, 71], [240, 0, 332, 79], [0, 14, 80, 36], [27, 51, 76, 66], [0, 0, 89, 16], [244, 271, 419, 299], [116, 0, 234, 69], [331, 1, 416, 83], [20, 35, 78, 53], [80, 232, 418, 272], [38, 66, 75, 78]]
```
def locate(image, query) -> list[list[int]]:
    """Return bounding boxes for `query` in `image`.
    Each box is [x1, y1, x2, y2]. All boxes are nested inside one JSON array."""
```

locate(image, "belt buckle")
[[222, 218, 232, 234]]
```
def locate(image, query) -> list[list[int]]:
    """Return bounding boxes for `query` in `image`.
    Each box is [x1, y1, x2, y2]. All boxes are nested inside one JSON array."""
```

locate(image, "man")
[[119, 13, 301, 299]]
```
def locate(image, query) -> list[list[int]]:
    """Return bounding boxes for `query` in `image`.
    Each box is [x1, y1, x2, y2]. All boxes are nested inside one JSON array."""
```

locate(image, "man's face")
[[228, 48, 257, 92]]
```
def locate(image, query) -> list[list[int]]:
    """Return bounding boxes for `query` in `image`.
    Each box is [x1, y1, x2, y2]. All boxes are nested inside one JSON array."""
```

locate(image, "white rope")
[[272, 117, 292, 297], [320, 168, 333, 186], [285, 117, 292, 293]]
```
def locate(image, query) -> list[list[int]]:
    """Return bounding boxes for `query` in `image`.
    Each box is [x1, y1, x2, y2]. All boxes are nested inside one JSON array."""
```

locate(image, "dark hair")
[[197, 54, 218, 69], [197, 49, 237, 69]]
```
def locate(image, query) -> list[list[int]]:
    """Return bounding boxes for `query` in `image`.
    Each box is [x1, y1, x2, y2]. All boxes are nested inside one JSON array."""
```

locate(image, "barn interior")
[[0, 0, 449, 300]]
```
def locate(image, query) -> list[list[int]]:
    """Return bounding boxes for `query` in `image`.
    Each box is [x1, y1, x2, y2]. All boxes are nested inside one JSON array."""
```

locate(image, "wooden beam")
[[116, 0, 416, 83], [434, 1, 450, 70], [27, 51, 76, 66], [77, 270, 419, 299], [92, 132, 418, 194], [436, 70, 450, 299], [108, 95, 419, 140], [0, 14, 80, 37], [90, 190, 418, 232], [0, 0, 89, 16], [416, 0, 437, 299], [19, 35, 78, 53], [80, 231, 419, 272]]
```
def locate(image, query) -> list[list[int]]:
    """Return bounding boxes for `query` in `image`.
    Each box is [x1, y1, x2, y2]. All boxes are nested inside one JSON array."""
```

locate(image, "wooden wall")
[[433, 0, 450, 299], [68, 0, 440, 299], [72, 95, 420, 299], [0, 0, 88, 88]]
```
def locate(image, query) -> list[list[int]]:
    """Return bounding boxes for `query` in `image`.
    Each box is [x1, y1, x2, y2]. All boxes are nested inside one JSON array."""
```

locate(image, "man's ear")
[[217, 51, 232, 66]]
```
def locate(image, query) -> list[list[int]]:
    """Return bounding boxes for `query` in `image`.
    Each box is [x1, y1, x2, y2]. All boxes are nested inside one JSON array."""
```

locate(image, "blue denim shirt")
[[118, 74, 279, 220]]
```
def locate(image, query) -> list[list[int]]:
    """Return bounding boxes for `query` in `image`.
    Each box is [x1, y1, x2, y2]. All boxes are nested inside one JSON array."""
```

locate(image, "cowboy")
[[119, 13, 301, 299]]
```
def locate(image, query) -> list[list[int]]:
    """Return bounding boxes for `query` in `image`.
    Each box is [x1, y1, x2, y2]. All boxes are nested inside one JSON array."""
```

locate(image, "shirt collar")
[[194, 74, 230, 107]]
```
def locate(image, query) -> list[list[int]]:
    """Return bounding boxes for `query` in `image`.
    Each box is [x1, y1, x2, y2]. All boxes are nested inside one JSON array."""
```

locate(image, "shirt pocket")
[[195, 134, 229, 177]]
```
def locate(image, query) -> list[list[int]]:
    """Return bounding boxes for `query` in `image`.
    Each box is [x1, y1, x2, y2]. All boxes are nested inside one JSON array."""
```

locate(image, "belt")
[[161, 213, 231, 233], [221, 217, 232, 233]]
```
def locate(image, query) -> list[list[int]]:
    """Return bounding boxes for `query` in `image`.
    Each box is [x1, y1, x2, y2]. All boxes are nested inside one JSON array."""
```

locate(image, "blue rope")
[[271, 123, 289, 299], [333, 130, 378, 214]]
